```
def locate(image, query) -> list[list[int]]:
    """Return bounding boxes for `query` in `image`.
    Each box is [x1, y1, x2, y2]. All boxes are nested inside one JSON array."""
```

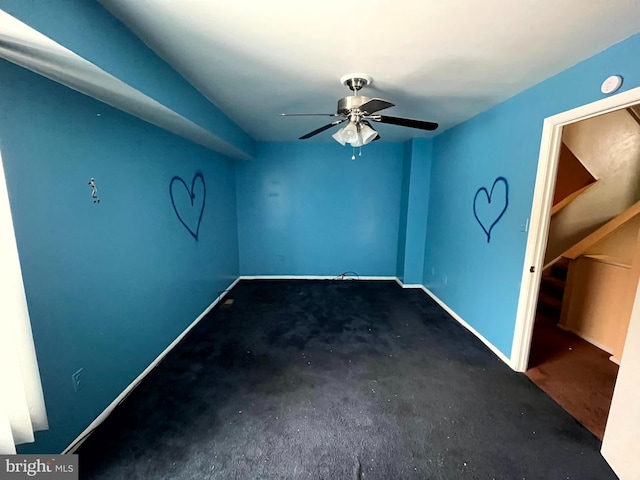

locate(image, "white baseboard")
[[238, 275, 398, 281], [62, 276, 242, 453], [399, 282, 513, 368]]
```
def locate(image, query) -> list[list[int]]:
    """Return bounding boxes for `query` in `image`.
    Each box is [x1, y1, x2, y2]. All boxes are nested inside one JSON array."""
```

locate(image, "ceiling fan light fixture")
[[341, 121, 359, 144], [332, 121, 377, 148], [359, 123, 378, 145], [331, 128, 347, 146], [350, 134, 364, 148]]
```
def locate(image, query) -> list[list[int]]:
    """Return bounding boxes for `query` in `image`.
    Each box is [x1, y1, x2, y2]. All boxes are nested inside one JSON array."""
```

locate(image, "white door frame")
[[0, 151, 49, 452], [511, 85, 640, 373]]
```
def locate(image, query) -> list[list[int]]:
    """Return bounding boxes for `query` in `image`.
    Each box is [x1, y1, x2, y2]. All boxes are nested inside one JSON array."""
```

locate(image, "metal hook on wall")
[[88, 178, 100, 203]]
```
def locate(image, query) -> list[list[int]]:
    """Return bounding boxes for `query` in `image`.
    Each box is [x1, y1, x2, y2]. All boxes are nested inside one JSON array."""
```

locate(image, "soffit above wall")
[[0, 9, 253, 160]]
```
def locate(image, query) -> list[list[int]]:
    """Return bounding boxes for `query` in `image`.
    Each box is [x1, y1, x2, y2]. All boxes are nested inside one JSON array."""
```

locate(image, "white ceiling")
[[100, 0, 640, 143]]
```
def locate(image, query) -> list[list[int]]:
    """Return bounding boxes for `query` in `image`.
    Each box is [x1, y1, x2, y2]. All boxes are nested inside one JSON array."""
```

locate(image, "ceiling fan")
[[281, 73, 438, 150]]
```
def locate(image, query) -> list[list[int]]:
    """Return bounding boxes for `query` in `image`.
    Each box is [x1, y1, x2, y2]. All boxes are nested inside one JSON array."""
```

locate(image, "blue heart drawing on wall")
[[473, 176, 509, 243], [170, 173, 206, 240]]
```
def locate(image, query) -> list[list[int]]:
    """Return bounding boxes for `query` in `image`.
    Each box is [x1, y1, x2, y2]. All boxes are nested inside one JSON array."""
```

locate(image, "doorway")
[[523, 106, 640, 438], [511, 86, 640, 369], [510, 86, 640, 474]]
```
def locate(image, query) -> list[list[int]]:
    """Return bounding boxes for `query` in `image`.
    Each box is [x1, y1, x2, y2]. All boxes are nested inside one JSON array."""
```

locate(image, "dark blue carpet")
[[77, 280, 616, 479]]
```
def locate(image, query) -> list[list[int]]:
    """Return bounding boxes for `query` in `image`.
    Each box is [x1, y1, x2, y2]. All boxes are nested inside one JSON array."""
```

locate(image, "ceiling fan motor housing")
[[337, 95, 371, 115]]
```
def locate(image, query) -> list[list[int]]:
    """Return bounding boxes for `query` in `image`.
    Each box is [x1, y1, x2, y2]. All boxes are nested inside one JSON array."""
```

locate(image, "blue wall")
[[0, 0, 255, 158], [236, 142, 404, 276], [402, 139, 432, 285], [423, 32, 640, 356], [0, 59, 240, 453], [395, 141, 412, 281]]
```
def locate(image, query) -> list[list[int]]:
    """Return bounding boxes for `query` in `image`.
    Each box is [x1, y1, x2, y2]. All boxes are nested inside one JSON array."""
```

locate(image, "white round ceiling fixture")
[[601, 75, 623, 94]]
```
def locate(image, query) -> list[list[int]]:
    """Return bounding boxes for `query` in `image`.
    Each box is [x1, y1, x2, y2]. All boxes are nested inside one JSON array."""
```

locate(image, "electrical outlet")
[[72, 368, 84, 393]]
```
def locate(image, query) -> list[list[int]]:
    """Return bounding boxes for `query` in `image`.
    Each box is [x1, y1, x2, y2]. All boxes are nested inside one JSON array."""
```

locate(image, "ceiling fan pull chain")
[[351, 147, 356, 161], [359, 147, 362, 157]]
